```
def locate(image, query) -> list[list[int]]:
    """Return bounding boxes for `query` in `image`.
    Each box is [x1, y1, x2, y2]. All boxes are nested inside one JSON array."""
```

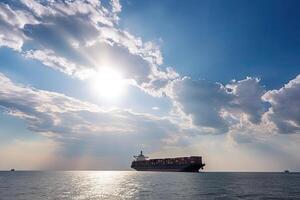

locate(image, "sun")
[[91, 68, 126, 99]]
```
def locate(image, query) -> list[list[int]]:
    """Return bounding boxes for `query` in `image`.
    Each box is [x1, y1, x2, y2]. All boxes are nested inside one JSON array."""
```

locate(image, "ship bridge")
[[133, 151, 148, 161]]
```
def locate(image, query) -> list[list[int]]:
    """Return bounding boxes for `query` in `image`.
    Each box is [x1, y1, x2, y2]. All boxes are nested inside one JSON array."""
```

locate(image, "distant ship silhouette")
[[10, 169, 15, 171]]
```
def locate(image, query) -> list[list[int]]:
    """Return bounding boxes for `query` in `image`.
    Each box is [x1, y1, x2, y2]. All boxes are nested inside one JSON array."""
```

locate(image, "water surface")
[[0, 171, 299, 199]]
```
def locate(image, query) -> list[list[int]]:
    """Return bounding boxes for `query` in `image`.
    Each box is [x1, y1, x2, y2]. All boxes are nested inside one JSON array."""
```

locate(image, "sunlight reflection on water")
[[55, 171, 140, 199]]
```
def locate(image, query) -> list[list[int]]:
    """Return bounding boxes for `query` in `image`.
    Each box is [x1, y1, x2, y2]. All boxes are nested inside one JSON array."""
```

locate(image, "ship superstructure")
[[131, 151, 205, 172]]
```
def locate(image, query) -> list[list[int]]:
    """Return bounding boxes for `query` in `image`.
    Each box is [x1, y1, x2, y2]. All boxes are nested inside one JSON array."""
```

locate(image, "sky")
[[0, 0, 299, 171]]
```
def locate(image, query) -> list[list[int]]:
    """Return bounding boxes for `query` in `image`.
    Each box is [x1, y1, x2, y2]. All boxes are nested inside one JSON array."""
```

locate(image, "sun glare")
[[91, 68, 126, 99]]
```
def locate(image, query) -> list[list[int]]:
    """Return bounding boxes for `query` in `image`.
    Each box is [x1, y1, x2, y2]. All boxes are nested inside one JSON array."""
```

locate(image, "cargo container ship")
[[131, 151, 205, 172]]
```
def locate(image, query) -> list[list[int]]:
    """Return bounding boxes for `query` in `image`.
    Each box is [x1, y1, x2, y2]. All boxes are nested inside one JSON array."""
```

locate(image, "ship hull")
[[132, 163, 205, 173]]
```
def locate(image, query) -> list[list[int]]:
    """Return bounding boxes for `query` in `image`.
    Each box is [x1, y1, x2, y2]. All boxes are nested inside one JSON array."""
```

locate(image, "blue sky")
[[0, 0, 299, 171], [120, 0, 300, 88]]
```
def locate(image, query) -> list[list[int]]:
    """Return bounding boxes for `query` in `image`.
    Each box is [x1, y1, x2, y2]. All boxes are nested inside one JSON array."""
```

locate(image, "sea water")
[[0, 171, 299, 199]]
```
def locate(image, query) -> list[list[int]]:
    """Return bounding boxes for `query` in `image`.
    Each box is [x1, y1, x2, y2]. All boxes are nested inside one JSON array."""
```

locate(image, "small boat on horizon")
[[284, 170, 290, 173], [10, 169, 15, 172]]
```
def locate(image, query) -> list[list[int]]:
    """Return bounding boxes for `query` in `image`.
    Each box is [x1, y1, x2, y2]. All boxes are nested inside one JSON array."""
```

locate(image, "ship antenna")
[[140, 150, 143, 155]]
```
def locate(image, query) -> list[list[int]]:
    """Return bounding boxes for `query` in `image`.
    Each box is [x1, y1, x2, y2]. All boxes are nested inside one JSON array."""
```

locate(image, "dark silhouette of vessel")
[[10, 169, 15, 171], [131, 151, 205, 172]]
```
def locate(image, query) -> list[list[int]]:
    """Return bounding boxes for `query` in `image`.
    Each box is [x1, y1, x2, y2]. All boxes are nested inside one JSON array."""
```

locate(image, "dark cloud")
[[227, 77, 268, 124], [170, 77, 233, 134], [169, 77, 268, 134]]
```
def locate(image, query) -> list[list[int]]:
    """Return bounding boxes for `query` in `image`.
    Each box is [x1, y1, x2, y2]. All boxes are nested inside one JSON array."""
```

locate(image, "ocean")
[[0, 171, 299, 199]]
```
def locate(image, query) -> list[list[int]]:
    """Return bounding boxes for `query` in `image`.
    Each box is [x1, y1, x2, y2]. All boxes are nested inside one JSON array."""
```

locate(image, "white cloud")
[[0, 3, 37, 28], [0, 3, 38, 51], [263, 75, 300, 134], [0, 0, 172, 94], [0, 73, 180, 158], [20, 0, 56, 17], [23, 49, 94, 79], [110, 0, 122, 14]]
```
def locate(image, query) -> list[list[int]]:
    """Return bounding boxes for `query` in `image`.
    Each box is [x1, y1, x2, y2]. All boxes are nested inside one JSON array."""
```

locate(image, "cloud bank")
[[0, 73, 180, 165], [263, 75, 300, 134], [0, 0, 175, 94], [168, 77, 269, 135]]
